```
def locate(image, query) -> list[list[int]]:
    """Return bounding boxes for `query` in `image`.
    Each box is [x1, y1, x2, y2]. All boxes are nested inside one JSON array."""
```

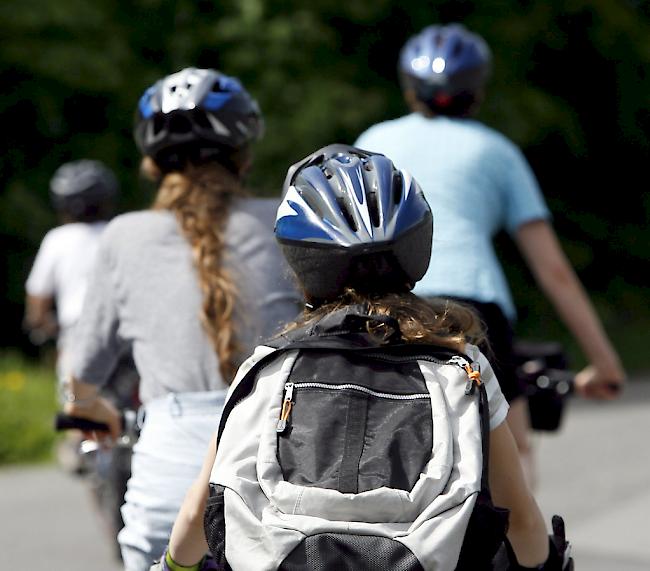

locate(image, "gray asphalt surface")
[[1, 378, 649, 570], [0, 461, 123, 570], [534, 377, 650, 570]]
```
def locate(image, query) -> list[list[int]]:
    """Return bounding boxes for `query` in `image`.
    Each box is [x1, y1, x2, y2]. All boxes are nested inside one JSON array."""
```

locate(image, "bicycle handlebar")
[[526, 367, 575, 394], [54, 409, 140, 440], [513, 339, 574, 432], [54, 412, 120, 433]]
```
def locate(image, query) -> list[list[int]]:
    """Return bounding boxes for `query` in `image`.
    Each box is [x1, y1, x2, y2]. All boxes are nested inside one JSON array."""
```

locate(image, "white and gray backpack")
[[204, 308, 509, 571]]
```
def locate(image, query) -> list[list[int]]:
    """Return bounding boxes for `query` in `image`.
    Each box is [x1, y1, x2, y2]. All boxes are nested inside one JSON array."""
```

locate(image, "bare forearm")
[[505, 500, 549, 567], [534, 260, 620, 367], [168, 432, 218, 566], [516, 221, 625, 383], [168, 481, 210, 566], [490, 423, 549, 566], [24, 295, 58, 339]]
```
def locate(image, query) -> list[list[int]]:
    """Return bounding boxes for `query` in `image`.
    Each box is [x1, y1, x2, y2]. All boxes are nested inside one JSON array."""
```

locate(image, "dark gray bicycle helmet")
[[398, 23, 492, 114], [275, 144, 433, 301], [49, 159, 119, 222], [134, 67, 264, 170]]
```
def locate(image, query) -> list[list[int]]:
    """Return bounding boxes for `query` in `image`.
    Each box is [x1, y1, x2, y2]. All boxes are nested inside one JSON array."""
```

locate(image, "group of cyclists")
[[24, 22, 625, 571]]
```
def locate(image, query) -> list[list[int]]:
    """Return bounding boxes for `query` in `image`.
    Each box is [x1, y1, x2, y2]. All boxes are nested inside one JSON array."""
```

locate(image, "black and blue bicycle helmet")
[[276, 144, 433, 301], [398, 23, 492, 114], [49, 159, 119, 221], [134, 67, 264, 169]]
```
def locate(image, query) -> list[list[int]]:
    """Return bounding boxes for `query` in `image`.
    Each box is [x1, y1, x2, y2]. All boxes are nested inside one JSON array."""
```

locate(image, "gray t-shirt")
[[71, 198, 302, 403]]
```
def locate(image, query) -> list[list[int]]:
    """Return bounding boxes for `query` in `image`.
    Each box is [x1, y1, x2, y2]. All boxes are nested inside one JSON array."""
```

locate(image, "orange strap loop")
[[463, 364, 482, 385]]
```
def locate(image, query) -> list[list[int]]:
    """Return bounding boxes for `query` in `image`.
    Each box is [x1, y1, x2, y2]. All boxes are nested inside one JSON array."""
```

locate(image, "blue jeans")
[[118, 390, 227, 571]]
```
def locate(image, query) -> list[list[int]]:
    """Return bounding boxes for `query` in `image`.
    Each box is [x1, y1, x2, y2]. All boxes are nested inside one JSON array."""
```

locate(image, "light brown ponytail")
[[281, 289, 486, 353], [145, 157, 247, 383]]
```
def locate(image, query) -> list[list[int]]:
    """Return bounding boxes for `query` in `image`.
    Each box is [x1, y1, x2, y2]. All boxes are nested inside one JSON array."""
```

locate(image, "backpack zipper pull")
[[464, 362, 482, 395], [276, 382, 295, 433]]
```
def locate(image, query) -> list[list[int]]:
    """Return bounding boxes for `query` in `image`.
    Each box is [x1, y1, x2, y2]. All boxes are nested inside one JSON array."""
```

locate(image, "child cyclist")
[[150, 145, 573, 571], [62, 67, 300, 570], [354, 23, 626, 486], [25, 161, 139, 545], [24, 159, 118, 385]]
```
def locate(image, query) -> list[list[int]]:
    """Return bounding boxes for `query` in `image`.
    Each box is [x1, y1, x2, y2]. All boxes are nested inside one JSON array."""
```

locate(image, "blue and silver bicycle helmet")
[[276, 144, 433, 301], [398, 23, 491, 114], [134, 67, 264, 168], [50, 159, 119, 221]]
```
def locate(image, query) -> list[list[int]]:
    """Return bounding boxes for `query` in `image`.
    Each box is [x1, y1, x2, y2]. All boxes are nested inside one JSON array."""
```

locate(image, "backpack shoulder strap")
[[477, 382, 491, 491], [217, 347, 286, 445]]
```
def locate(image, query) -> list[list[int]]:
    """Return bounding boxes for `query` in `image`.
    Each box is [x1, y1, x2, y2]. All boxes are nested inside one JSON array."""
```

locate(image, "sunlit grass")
[[0, 352, 60, 465]]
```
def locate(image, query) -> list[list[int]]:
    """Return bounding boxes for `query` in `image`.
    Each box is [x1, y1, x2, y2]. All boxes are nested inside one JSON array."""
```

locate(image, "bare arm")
[[515, 219, 626, 399], [167, 432, 218, 566], [490, 422, 549, 566], [23, 295, 58, 343]]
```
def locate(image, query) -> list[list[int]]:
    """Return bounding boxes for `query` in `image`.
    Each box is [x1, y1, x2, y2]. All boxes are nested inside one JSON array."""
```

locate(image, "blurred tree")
[[1, 0, 649, 364]]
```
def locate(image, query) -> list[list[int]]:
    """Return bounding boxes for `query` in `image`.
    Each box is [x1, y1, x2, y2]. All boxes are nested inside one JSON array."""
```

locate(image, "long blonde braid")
[[146, 157, 246, 383]]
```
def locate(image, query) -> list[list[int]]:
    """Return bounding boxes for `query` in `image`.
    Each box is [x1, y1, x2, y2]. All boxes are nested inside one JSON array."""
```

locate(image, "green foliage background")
[[0, 352, 59, 464], [1, 0, 649, 370]]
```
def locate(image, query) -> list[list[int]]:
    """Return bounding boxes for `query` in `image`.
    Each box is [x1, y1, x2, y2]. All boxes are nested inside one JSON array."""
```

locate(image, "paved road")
[[0, 462, 123, 570], [534, 377, 650, 570], [1, 379, 649, 570]]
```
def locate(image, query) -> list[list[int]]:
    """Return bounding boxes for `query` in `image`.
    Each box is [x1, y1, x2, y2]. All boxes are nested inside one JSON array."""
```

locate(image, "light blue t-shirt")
[[354, 113, 550, 321]]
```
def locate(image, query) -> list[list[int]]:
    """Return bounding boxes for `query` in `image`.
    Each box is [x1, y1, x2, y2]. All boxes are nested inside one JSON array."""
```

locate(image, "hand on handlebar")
[[63, 395, 122, 442], [573, 364, 625, 400]]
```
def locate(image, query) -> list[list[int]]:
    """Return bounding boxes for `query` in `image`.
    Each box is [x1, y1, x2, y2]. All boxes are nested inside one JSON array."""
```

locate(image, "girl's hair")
[[144, 152, 249, 382], [281, 288, 486, 352]]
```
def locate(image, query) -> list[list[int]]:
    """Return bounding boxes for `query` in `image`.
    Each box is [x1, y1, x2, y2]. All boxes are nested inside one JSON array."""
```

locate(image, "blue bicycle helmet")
[[134, 67, 264, 168], [276, 144, 433, 301], [398, 23, 491, 114], [50, 159, 119, 221]]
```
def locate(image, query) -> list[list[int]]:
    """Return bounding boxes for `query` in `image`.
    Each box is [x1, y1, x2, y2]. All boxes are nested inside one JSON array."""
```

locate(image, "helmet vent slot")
[[392, 172, 403, 204], [367, 191, 380, 227], [192, 110, 212, 130], [168, 114, 193, 134], [153, 114, 167, 134], [336, 197, 358, 232]]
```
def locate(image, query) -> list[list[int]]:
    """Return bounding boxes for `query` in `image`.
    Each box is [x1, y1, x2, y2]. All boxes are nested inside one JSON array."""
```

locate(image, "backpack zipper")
[[275, 354, 483, 434], [363, 352, 482, 395], [276, 382, 295, 433], [276, 381, 430, 434], [291, 382, 431, 400], [360, 353, 482, 396]]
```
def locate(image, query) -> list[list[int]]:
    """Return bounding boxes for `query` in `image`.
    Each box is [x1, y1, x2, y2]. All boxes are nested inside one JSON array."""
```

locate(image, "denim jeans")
[[118, 390, 227, 571]]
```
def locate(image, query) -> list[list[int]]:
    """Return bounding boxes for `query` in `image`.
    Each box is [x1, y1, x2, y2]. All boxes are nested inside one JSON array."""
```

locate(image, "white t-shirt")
[[25, 222, 107, 331]]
